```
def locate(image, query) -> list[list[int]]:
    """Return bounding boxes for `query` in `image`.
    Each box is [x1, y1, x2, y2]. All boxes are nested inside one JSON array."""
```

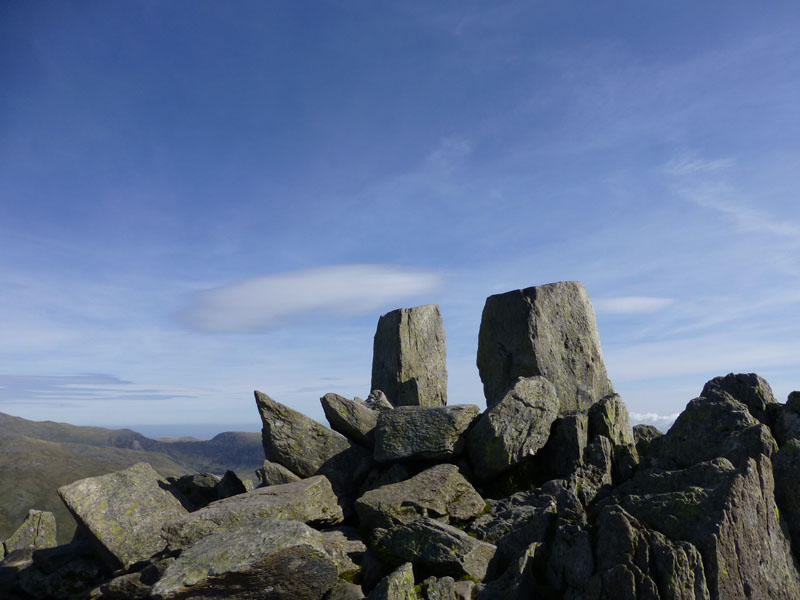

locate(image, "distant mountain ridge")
[[0, 412, 264, 543]]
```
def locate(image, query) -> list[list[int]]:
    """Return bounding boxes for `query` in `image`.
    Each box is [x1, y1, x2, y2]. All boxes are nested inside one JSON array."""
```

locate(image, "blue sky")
[[2, 1, 799, 437]]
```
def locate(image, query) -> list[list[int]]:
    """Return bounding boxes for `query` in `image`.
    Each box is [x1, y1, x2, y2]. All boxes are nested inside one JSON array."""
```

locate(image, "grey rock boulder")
[[57, 462, 188, 569], [373, 405, 480, 462], [368, 562, 420, 600], [476, 281, 614, 412], [166, 473, 221, 510], [320, 526, 366, 580], [327, 581, 366, 600], [588, 394, 634, 447], [3, 510, 57, 555], [321, 393, 379, 446], [162, 475, 343, 549], [255, 460, 302, 487], [371, 304, 448, 407], [632, 424, 662, 462], [701, 372, 777, 426], [467, 376, 559, 481], [475, 543, 538, 600], [772, 439, 800, 550], [151, 518, 338, 599], [373, 517, 496, 581], [355, 464, 485, 530], [364, 389, 393, 412]]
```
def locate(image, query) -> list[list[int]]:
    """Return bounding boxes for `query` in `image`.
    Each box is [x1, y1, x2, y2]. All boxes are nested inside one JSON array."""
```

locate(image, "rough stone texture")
[[320, 526, 366, 580], [368, 562, 420, 600], [773, 439, 800, 551], [89, 557, 171, 599], [609, 456, 800, 599], [650, 395, 777, 470], [374, 517, 496, 581], [371, 304, 447, 408], [256, 390, 374, 513], [545, 515, 594, 596], [355, 464, 485, 530], [477, 542, 538, 600], [167, 473, 221, 510], [589, 394, 635, 447], [255, 460, 301, 488], [19, 553, 107, 600], [701, 372, 777, 426], [364, 390, 394, 412], [57, 462, 188, 569], [217, 470, 248, 499], [321, 393, 379, 446], [538, 411, 589, 479], [327, 581, 366, 600], [373, 405, 480, 462], [467, 376, 559, 481], [476, 281, 614, 412], [151, 518, 338, 600], [587, 504, 709, 600], [633, 424, 662, 462], [162, 475, 343, 549], [3, 510, 57, 555]]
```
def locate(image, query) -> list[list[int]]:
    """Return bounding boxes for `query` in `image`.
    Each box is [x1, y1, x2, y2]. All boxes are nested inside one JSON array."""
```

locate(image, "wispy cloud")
[[630, 411, 679, 430], [595, 296, 674, 315], [181, 265, 443, 333]]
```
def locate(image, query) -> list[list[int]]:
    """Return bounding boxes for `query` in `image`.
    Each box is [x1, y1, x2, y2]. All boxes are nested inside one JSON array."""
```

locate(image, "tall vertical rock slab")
[[371, 304, 447, 407], [476, 281, 613, 412]]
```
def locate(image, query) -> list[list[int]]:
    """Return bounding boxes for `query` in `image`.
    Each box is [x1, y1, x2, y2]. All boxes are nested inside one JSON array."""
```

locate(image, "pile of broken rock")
[[3, 280, 800, 599]]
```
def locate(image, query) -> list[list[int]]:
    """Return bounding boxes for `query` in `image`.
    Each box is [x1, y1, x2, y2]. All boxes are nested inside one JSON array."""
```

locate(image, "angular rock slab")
[[321, 392, 379, 446], [374, 405, 480, 462], [151, 518, 338, 600], [476, 281, 614, 412], [162, 475, 344, 549], [355, 463, 485, 530], [3, 509, 57, 555], [371, 304, 447, 407], [610, 455, 800, 599], [374, 517, 496, 581], [701, 372, 777, 426], [255, 460, 301, 488], [57, 462, 188, 569], [467, 376, 559, 481], [368, 562, 420, 600], [256, 390, 373, 512]]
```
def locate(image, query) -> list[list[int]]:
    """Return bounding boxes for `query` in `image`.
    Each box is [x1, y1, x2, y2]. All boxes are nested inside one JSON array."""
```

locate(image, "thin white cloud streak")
[[629, 412, 679, 430], [594, 296, 674, 315], [182, 265, 443, 333]]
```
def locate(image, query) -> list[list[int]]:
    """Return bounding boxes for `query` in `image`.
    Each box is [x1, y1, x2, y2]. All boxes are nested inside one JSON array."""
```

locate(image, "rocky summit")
[[2, 279, 800, 599]]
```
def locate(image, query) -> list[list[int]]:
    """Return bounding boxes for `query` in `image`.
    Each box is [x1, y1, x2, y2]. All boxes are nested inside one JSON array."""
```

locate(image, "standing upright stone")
[[476, 281, 613, 413], [371, 304, 447, 407]]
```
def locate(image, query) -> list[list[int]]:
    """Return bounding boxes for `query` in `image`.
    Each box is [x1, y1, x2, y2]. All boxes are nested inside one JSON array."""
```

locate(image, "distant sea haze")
[[109, 423, 261, 441]]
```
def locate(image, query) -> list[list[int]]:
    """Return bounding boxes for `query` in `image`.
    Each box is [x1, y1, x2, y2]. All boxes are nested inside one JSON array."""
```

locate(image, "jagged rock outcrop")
[[476, 281, 614, 412], [4, 280, 800, 600], [58, 462, 188, 569], [372, 304, 447, 407], [2, 510, 57, 557]]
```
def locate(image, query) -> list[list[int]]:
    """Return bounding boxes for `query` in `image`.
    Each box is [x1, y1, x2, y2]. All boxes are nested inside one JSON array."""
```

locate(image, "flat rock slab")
[[375, 517, 496, 581], [3, 509, 57, 555], [467, 376, 559, 481], [162, 475, 344, 549], [371, 304, 447, 407], [57, 462, 188, 569], [256, 460, 301, 487], [321, 393, 378, 446], [355, 464, 485, 530], [476, 281, 614, 412], [374, 405, 480, 462], [151, 518, 338, 600]]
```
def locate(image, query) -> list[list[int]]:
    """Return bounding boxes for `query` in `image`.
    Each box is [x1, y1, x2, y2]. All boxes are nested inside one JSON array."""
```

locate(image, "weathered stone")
[[476, 543, 538, 600], [609, 455, 800, 599], [18, 553, 107, 600], [3, 510, 57, 555], [371, 304, 447, 407], [320, 526, 366, 580], [327, 581, 366, 600], [589, 394, 634, 447], [89, 557, 172, 599], [358, 463, 418, 497], [217, 470, 248, 499], [152, 518, 338, 599], [321, 393, 379, 446], [650, 395, 776, 470], [586, 504, 709, 600], [256, 460, 301, 487], [545, 516, 594, 595], [364, 390, 393, 412], [424, 575, 477, 600], [773, 439, 800, 551], [162, 475, 343, 549], [355, 464, 485, 530], [374, 517, 496, 581], [57, 462, 188, 569], [368, 562, 420, 600], [467, 376, 559, 481], [538, 411, 589, 479], [256, 390, 374, 513], [373, 405, 480, 462], [167, 473, 221, 510], [632, 424, 662, 462], [476, 281, 614, 412], [701, 372, 777, 426]]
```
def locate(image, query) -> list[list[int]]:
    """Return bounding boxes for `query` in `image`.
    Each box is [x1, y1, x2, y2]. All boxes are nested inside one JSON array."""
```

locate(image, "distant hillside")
[[0, 413, 265, 543]]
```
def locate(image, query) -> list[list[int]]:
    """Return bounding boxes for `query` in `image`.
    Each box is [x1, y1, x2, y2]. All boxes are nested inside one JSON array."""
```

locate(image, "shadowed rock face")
[[371, 304, 448, 407], [477, 281, 614, 413]]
